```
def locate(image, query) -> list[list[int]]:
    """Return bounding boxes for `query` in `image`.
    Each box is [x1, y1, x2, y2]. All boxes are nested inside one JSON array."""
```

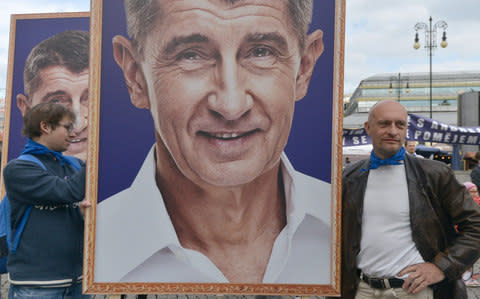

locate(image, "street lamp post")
[[389, 72, 410, 102], [413, 17, 448, 119]]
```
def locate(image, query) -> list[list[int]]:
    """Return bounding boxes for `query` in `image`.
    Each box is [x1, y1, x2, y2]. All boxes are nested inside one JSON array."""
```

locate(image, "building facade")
[[344, 71, 480, 128]]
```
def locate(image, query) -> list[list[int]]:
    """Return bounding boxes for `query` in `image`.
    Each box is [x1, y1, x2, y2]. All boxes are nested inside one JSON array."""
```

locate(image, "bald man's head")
[[365, 100, 408, 159]]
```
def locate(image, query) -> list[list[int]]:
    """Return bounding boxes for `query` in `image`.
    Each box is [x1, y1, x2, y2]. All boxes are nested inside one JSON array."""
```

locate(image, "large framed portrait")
[[1, 12, 90, 194], [85, 0, 344, 296]]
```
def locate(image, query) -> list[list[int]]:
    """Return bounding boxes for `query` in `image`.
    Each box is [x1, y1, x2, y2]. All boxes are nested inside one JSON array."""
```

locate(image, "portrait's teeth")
[[70, 138, 86, 143], [213, 133, 240, 139], [225, 133, 238, 138]]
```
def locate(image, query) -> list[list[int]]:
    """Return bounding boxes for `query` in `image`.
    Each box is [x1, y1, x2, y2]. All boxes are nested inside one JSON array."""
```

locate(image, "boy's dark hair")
[[22, 102, 76, 138], [475, 151, 480, 161]]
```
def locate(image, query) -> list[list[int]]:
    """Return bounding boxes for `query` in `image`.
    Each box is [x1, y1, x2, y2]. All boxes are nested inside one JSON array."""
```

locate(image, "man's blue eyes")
[[251, 47, 273, 57], [183, 52, 200, 60], [176, 50, 203, 61], [176, 47, 275, 62]]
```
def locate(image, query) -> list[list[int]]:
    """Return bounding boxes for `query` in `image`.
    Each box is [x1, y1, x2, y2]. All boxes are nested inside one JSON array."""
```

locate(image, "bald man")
[[339, 100, 480, 299]]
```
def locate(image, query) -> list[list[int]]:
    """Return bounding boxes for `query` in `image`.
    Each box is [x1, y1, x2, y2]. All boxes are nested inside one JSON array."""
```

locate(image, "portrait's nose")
[[68, 129, 76, 138], [72, 98, 88, 133], [207, 57, 253, 120]]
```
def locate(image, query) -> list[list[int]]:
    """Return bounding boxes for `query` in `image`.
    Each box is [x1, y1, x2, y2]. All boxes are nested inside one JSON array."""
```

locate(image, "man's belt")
[[359, 271, 404, 289]]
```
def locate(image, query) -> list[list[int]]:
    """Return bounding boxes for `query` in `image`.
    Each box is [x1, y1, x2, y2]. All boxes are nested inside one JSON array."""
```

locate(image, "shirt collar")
[[280, 152, 330, 226]]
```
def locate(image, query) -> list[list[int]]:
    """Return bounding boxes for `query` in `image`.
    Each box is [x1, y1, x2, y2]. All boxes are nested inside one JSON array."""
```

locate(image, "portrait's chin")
[[190, 157, 277, 188], [198, 170, 259, 188], [66, 141, 87, 161], [182, 134, 285, 188]]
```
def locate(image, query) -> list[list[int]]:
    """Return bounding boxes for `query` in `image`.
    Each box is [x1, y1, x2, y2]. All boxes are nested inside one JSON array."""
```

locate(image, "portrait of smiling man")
[[16, 30, 89, 161], [95, 0, 333, 284]]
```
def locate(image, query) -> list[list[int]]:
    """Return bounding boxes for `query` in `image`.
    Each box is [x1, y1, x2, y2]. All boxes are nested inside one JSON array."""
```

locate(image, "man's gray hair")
[[23, 30, 89, 98], [124, 0, 313, 59]]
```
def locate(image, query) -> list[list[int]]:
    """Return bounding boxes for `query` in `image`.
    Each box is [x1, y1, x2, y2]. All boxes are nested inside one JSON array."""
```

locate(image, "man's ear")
[[295, 29, 324, 102], [112, 35, 150, 109], [16, 94, 31, 116], [39, 120, 51, 135], [364, 121, 370, 135]]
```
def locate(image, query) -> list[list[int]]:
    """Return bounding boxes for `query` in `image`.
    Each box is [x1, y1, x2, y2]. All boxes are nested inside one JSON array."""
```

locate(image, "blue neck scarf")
[[21, 138, 73, 167], [367, 147, 405, 170]]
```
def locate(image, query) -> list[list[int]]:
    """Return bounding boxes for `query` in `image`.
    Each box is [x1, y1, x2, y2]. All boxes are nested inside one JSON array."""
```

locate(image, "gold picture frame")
[[84, 0, 344, 296]]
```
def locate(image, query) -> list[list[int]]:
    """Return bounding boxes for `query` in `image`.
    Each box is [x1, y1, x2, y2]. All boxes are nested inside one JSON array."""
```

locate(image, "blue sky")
[[1, 0, 480, 97]]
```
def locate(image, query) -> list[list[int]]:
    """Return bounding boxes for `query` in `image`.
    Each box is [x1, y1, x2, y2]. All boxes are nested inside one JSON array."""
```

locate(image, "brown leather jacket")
[[337, 154, 480, 299]]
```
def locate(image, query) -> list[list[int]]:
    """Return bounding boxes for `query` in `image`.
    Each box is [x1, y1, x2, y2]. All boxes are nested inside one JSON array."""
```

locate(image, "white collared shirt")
[[95, 146, 331, 284]]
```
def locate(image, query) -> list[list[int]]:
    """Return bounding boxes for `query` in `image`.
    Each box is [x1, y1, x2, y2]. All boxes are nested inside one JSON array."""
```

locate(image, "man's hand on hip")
[[397, 262, 445, 294]]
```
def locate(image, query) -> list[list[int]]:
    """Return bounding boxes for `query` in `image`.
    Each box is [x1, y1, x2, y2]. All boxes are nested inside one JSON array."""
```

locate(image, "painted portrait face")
[[17, 66, 89, 160], [116, 0, 323, 187], [365, 101, 408, 159]]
